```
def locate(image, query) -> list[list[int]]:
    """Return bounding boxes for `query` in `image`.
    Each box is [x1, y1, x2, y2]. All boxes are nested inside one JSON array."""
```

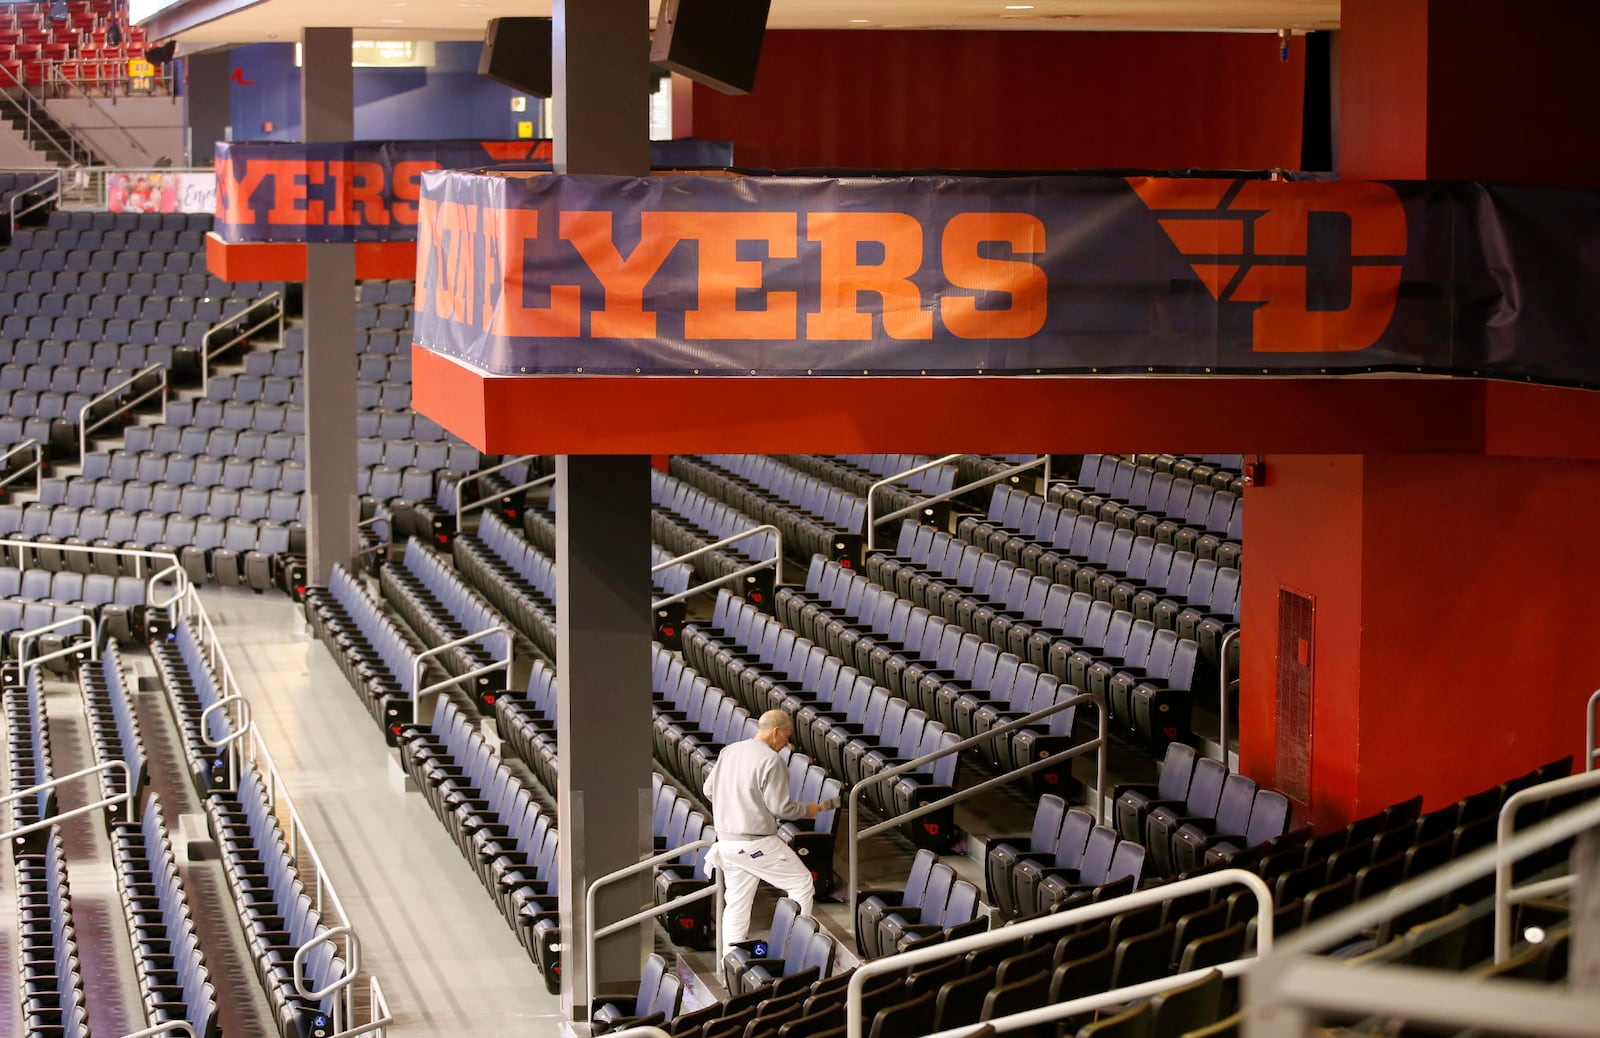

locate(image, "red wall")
[[1340, 0, 1429, 180], [1243, 452, 1600, 828], [1342, 0, 1600, 187], [1239, 455, 1367, 830], [685, 31, 1306, 171]]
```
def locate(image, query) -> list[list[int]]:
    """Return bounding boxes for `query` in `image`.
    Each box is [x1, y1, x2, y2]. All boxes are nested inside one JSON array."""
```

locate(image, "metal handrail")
[[0, 759, 133, 843], [607, 1029, 672, 1038], [848, 868, 1275, 1038], [1243, 795, 1600, 1038], [651, 523, 784, 610], [16, 612, 100, 668], [410, 624, 513, 726], [0, 438, 43, 494], [146, 562, 188, 613], [846, 690, 1106, 925], [584, 836, 724, 1009], [0, 536, 179, 580], [865, 455, 1052, 550], [1218, 627, 1240, 765], [116, 1021, 197, 1038], [47, 70, 154, 157], [294, 924, 360, 1015], [201, 291, 283, 395], [1587, 687, 1600, 772], [79, 361, 167, 463], [8, 169, 63, 235], [357, 514, 392, 561], [0, 62, 87, 166], [453, 456, 550, 532], [1492, 765, 1600, 962], [200, 692, 252, 793]]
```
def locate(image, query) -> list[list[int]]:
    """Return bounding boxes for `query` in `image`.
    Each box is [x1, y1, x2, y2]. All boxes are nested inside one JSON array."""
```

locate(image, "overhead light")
[[1004, 4, 1035, 9], [381, 18, 403, 23], [849, 18, 869, 23]]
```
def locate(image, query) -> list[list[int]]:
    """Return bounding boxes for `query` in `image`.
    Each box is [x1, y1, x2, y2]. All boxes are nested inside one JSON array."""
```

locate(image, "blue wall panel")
[[228, 41, 523, 142]]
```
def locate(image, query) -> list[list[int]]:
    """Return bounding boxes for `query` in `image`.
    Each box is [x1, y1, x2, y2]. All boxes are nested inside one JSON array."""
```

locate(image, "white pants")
[[712, 834, 815, 955]]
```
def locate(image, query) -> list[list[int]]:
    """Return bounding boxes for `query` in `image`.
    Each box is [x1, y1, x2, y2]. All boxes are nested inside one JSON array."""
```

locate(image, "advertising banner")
[[109, 170, 217, 214], [211, 138, 735, 244], [408, 171, 1600, 386]]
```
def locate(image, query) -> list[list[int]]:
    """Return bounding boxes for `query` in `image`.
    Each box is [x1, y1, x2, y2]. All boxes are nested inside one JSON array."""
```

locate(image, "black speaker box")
[[651, 0, 771, 96], [479, 17, 552, 98]]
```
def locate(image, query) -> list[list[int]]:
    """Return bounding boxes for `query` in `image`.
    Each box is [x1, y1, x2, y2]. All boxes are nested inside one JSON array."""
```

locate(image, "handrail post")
[[453, 456, 549, 531], [409, 625, 514, 725], [0, 759, 134, 844], [650, 523, 785, 609], [1493, 766, 1600, 962], [1218, 628, 1240, 765], [200, 693, 253, 793], [866, 454, 1053, 551], [865, 454, 963, 551], [1587, 688, 1600, 773], [845, 690, 1105, 928], [846, 868, 1273, 1038], [583, 836, 719, 1009]]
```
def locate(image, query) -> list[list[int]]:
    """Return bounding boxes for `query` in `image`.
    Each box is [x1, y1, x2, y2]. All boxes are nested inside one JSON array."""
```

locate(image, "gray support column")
[[551, 2, 653, 1015], [300, 27, 359, 585], [555, 456, 654, 1018]]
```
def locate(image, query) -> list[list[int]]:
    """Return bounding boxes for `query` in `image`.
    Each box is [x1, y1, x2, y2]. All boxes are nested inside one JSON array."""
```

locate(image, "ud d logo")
[[1131, 178, 1408, 352]]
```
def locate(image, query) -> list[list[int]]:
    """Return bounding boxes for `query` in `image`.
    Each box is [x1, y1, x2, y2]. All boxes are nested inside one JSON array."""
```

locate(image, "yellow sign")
[[516, 120, 534, 139], [128, 58, 155, 78]]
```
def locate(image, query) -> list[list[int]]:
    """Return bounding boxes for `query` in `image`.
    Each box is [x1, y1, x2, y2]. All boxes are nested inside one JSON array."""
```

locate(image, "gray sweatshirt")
[[703, 738, 807, 840]]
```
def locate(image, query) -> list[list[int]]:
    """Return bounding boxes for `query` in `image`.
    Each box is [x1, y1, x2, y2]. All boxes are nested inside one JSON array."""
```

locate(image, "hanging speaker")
[[479, 17, 553, 98], [650, 0, 772, 96]]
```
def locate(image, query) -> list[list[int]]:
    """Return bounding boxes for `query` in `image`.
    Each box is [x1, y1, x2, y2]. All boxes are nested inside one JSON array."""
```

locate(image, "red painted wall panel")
[[1340, 0, 1430, 180], [1356, 455, 1600, 810], [1239, 454, 1366, 830], [688, 31, 1305, 171]]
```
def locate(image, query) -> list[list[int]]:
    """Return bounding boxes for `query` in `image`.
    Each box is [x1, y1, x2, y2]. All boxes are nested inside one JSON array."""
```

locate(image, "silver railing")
[[200, 291, 284, 396], [46, 70, 155, 159], [1243, 794, 1600, 1037], [652, 523, 783, 610], [1587, 688, 1600, 772], [79, 361, 167, 463], [846, 689, 1106, 924], [0, 537, 181, 582], [847, 868, 1275, 1038], [1217, 627, 1240, 765], [16, 611, 100, 668], [583, 836, 725, 1010], [246, 725, 394, 1038], [200, 692, 252, 793], [411, 624, 514, 727], [453, 455, 551, 533], [1493, 765, 1600, 962], [116, 1021, 198, 1038], [8, 169, 64, 235], [0, 759, 132, 845], [38, 58, 178, 99], [0, 437, 43, 494], [865, 455, 1052, 551], [0, 61, 95, 163]]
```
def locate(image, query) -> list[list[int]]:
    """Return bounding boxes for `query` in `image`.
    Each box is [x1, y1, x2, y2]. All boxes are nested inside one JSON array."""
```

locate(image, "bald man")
[[703, 709, 835, 954]]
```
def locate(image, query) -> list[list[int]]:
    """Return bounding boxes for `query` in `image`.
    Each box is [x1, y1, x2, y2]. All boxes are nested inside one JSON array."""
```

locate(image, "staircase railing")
[[8, 168, 62, 235], [865, 454, 1052, 550], [453, 455, 551, 532], [847, 868, 1275, 1038], [1242, 794, 1600, 1037], [0, 61, 96, 166], [201, 292, 284, 395], [79, 361, 167, 463], [1587, 687, 1600, 772], [0, 437, 43, 496], [45, 67, 153, 159], [845, 689, 1107, 926], [1493, 765, 1600, 962], [652, 523, 783, 610]]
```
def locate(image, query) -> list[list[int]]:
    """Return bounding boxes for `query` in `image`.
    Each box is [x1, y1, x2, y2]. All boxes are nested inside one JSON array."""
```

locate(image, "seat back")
[[1183, 759, 1229, 818]]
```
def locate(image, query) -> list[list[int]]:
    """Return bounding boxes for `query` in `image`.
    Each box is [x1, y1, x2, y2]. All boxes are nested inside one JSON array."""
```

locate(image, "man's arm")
[[760, 758, 822, 821]]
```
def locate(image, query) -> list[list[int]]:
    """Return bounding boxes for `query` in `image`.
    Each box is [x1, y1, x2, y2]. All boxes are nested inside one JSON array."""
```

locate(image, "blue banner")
[[211, 138, 735, 244]]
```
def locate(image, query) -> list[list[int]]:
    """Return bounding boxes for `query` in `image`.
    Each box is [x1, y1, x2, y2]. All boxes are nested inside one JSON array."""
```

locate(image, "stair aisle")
[[39, 670, 146, 1036], [198, 585, 566, 1037], [130, 651, 282, 1038]]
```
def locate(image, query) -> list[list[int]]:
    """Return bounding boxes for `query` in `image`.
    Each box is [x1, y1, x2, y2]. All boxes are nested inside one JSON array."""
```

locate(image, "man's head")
[[755, 709, 794, 750]]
